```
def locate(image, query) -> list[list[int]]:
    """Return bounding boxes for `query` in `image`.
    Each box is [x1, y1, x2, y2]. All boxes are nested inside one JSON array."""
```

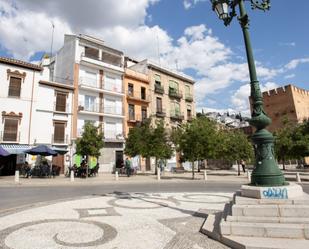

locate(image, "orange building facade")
[[259, 84, 309, 132], [123, 68, 150, 136]]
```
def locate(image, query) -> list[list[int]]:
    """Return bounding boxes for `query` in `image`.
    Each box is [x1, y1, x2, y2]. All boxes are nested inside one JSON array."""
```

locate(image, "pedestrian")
[[240, 159, 246, 173], [158, 159, 164, 175], [125, 157, 132, 177]]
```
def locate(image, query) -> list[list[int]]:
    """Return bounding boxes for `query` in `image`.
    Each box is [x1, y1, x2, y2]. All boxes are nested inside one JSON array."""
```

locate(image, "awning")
[[51, 146, 68, 155], [1, 144, 32, 154]]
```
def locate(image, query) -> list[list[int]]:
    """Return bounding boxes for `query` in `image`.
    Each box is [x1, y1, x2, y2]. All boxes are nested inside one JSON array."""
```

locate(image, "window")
[[187, 105, 192, 119], [105, 75, 121, 92], [155, 74, 161, 85], [84, 95, 96, 112], [185, 85, 190, 95], [54, 122, 65, 143], [169, 80, 178, 91], [105, 98, 117, 114], [142, 107, 147, 121], [128, 83, 134, 96], [8, 77, 22, 97], [105, 122, 117, 139], [156, 97, 162, 112], [3, 119, 18, 141], [85, 46, 99, 59], [141, 87, 146, 100], [55, 92, 67, 112], [84, 71, 97, 87], [129, 104, 135, 120]]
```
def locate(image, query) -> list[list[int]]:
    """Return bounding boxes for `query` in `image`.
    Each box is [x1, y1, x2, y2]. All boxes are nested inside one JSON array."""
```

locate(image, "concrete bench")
[[172, 167, 185, 173]]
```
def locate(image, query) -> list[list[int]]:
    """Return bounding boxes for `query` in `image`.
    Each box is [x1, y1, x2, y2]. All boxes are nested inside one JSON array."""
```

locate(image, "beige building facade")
[[129, 60, 195, 128]]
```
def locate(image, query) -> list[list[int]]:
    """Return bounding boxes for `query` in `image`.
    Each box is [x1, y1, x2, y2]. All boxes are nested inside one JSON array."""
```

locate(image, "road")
[[1, 181, 309, 212]]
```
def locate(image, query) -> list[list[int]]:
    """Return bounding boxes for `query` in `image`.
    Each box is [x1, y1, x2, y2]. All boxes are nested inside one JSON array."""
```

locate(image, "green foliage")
[[124, 120, 173, 167], [217, 129, 254, 164], [75, 122, 104, 158], [172, 117, 218, 179], [172, 116, 254, 178], [124, 125, 143, 157], [274, 118, 309, 167]]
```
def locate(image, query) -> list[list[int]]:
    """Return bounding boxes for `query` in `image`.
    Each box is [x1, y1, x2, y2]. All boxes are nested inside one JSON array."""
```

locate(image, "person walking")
[[125, 157, 132, 177], [240, 159, 246, 173]]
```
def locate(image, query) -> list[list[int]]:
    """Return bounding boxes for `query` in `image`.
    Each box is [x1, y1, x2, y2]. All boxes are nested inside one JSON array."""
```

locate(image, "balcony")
[[104, 129, 125, 142], [126, 91, 150, 103], [154, 84, 164, 94], [156, 108, 166, 118], [0, 131, 20, 143], [170, 111, 184, 121], [103, 106, 123, 116], [169, 88, 183, 99], [79, 76, 99, 88], [52, 134, 69, 145], [81, 50, 124, 73], [127, 114, 148, 124], [78, 102, 102, 114], [185, 94, 193, 102]]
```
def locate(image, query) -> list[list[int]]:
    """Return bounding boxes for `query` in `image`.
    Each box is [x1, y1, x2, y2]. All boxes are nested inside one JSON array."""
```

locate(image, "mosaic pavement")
[[0, 192, 232, 249]]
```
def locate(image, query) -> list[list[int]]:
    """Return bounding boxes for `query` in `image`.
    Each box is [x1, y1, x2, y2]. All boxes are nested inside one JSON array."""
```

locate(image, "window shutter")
[[54, 122, 65, 143], [56, 93, 66, 112], [3, 119, 18, 141], [8, 77, 22, 97]]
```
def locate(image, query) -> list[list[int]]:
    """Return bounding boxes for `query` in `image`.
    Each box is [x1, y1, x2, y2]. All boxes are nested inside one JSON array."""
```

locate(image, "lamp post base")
[[251, 129, 286, 186]]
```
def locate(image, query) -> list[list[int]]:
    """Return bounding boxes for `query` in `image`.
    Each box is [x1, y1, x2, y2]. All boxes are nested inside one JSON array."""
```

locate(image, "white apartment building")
[[53, 34, 125, 172], [0, 56, 73, 175]]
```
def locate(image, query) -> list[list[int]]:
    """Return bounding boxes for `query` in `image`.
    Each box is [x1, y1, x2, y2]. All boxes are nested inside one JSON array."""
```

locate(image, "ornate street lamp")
[[210, 0, 286, 186]]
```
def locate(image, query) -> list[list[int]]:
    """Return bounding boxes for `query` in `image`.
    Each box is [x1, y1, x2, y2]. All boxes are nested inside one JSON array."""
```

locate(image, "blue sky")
[[0, 0, 308, 115]]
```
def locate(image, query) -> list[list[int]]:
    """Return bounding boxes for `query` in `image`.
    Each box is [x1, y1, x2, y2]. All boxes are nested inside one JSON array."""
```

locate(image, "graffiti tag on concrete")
[[262, 187, 288, 199]]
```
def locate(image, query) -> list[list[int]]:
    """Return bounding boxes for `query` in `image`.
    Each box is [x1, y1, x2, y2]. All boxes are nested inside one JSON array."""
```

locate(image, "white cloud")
[[183, 0, 207, 10], [0, 0, 300, 114], [284, 58, 309, 70], [279, 42, 296, 47], [0, 0, 159, 59], [284, 74, 295, 79], [231, 82, 279, 113]]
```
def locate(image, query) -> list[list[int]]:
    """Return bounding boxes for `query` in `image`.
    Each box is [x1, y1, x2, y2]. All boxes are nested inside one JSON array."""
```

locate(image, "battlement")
[[262, 84, 309, 98]]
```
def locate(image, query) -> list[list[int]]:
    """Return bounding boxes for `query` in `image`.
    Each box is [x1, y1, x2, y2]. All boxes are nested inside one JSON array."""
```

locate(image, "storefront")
[[0, 144, 31, 175]]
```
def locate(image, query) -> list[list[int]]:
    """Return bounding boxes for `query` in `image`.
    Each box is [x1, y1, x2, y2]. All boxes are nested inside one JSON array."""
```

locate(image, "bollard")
[[247, 170, 251, 182], [157, 167, 161, 181], [204, 170, 208, 181], [15, 170, 19, 183], [70, 170, 74, 182], [115, 171, 119, 181], [296, 172, 301, 183]]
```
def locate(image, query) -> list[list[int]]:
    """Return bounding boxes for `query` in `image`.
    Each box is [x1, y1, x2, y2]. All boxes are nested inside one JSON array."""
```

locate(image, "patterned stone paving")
[[0, 192, 232, 249]]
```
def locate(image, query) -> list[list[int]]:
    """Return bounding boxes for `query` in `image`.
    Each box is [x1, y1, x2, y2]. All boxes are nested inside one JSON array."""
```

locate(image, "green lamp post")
[[210, 0, 286, 186]]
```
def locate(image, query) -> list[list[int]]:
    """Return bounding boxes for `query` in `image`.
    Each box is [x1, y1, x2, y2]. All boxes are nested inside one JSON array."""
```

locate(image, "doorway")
[[115, 151, 124, 169]]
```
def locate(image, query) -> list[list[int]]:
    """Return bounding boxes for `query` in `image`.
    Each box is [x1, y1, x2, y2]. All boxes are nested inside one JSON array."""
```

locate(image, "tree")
[[75, 122, 104, 176], [175, 117, 218, 179], [217, 129, 254, 175], [124, 120, 173, 174], [274, 121, 294, 170], [124, 125, 143, 157]]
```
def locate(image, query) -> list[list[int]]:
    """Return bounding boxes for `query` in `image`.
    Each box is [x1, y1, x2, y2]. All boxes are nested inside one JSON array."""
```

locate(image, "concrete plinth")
[[201, 183, 309, 249], [241, 182, 304, 199]]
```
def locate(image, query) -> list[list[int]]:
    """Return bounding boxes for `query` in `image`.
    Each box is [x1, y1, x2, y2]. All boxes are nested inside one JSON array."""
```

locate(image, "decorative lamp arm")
[[250, 0, 270, 11]]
